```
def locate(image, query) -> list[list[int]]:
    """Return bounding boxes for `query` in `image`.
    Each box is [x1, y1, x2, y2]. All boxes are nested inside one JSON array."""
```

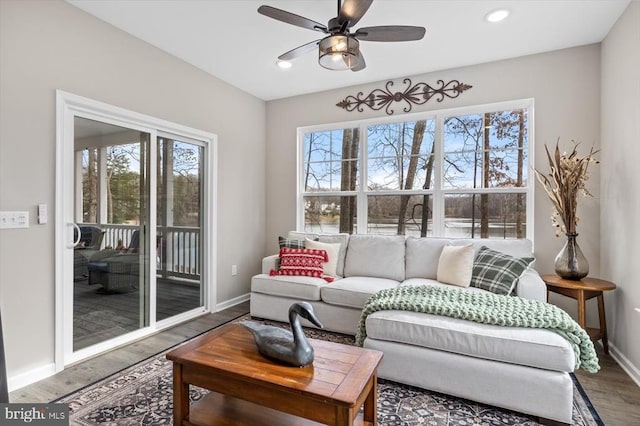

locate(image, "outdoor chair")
[[87, 230, 140, 294], [74, 225, 105, 280]]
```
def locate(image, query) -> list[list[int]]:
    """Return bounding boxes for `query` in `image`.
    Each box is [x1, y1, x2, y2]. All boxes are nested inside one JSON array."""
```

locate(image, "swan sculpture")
[[242, 302, 323, 367]]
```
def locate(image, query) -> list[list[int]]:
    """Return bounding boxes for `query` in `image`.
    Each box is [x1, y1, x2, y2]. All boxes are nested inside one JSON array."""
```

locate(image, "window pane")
[[167, 141, 203, 227], [303, 128, 360, 193], [304, 196, 356, 234], [367, 195, 433, 236], [443, 193, 527, 239], [299, 104, 530, 240], [106, 143, 142, 225], [367, 120, 435, 190], [156, 137, 204, 321], [486, 109, 528, 188], [444, 110, 528, 189]]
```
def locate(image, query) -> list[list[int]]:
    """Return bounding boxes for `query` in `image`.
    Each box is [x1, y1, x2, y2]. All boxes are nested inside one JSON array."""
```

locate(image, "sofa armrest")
[[514, 268, 547, 302], [261, 254, 279, 274]]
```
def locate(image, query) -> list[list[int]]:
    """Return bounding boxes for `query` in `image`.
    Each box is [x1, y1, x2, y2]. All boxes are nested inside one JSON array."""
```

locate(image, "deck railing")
[[98, 224, 200, 281]]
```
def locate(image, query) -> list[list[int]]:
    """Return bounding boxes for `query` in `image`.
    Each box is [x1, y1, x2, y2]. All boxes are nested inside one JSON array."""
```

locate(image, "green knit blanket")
[[355, 285, 600, 373]]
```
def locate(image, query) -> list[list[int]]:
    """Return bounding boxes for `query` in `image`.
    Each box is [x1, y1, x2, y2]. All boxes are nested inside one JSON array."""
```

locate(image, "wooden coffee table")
[[166, 323, 383, 426]]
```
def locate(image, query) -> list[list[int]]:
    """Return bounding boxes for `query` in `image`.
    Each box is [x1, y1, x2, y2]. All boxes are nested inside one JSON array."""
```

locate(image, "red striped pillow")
[[270, 247, 333, 282]]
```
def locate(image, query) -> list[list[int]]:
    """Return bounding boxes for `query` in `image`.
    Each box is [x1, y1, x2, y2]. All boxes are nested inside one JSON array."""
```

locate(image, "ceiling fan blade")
[[278, 39, 321, 61], [354, 25, 426, 42], [338, 0, 373, 28], [258, 5, 327, 33], [351, 51, 366, 72]]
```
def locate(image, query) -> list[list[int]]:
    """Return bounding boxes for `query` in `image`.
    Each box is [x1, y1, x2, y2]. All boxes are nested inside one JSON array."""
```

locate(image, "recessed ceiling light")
[[277, 60, 292, 69], [485, 9, 510, 23]]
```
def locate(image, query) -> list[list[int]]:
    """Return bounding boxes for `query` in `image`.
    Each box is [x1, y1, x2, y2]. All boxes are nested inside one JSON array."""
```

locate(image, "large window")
[[298, 100, 532, 239]]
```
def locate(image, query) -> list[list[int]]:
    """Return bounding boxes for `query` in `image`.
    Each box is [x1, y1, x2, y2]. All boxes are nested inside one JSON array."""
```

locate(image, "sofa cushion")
[[405, 237, 449, 279], [365, 310, 575, 372], [436, 243, 474, 287], [289, 232, 349, 277], [468, 238, 534, 260], [401, 278, 489, 295], [321, 276, 400, 309], [343, 235, 406, 281], [406, 238, 524, 279], [471, 246, 535, 295], [251, 273, 327, 301]]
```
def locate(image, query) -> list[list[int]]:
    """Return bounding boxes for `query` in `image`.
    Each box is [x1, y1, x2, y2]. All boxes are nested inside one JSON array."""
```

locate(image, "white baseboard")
[[609, 342, 640, 387], [8, 362, 56, 393], [215, 292, 250, 312]]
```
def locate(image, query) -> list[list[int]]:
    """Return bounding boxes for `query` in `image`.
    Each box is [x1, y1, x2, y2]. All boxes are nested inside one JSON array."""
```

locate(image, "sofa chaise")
[[250, 232, 577, 424]]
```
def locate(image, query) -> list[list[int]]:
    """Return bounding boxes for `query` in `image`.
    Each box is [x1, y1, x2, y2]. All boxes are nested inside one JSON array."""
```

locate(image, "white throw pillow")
[[436, 243, 474, 287], [305, 239, 341, 277]]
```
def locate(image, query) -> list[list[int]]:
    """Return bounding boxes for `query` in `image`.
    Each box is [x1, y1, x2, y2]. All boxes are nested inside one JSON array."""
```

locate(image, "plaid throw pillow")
[[270, 247, 333, 282], [278, 236, 306, 249], [470, 246, 534, 295]]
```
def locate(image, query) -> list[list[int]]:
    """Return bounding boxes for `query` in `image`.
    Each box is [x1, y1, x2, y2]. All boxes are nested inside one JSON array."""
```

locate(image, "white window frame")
[[297, 99, 534, 240]]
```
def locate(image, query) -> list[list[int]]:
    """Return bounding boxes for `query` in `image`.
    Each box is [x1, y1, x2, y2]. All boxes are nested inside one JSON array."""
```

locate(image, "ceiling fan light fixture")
[[319, 34, 360, 71]]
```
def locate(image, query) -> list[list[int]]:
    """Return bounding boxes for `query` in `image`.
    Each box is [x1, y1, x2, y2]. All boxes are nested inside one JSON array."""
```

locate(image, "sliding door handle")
[[68, 222, 81, 249]]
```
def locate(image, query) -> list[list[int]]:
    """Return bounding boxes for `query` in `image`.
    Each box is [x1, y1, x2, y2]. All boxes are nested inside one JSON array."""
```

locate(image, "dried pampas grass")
[[534, 139, 599, 236]]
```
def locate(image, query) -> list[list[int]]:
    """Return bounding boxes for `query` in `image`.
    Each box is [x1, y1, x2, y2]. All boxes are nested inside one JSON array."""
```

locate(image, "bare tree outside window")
[[82, 148, 99, 223], [303, 128, 359, 233], [340, 129, 358, 233], [443, 109, 528, 238], [367, 120, 435, 236], [300, 103, 529, 239]]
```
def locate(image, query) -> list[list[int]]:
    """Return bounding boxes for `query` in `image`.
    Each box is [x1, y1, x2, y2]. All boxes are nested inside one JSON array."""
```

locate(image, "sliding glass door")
[[57, 91, 215, 368], [73, 117, 152, 351]]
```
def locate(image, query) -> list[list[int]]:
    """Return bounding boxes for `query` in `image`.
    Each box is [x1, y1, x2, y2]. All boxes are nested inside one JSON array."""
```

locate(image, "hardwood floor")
[[575, 345, 640, 425], [10, 301, 250, 404], [10, 300, 640, 425]]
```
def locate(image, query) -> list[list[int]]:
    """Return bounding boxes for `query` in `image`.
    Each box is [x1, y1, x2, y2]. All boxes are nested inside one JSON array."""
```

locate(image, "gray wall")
[[601, 1, 640, 382], [265, 44, 602, 279], [0, 1, 265, 379]]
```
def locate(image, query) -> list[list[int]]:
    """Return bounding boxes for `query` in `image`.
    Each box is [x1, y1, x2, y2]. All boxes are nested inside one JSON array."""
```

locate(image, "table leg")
[[577, 290, 587, 329], [173, 363, 189, 425], [363, 374, 377, 426], [334, 406, 349, 425], [597, 292, 609, 354]]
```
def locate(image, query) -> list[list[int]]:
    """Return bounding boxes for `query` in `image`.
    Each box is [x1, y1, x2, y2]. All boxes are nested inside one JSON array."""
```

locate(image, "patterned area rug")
[[57, 317, 603, 425]]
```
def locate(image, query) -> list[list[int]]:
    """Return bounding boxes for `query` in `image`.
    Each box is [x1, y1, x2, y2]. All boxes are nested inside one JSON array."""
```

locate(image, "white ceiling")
[[67, 0, 630, 101]]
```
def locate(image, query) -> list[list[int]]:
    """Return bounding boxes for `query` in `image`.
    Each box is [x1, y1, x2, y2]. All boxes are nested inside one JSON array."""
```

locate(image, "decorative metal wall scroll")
[[336, 78, 472, 115]]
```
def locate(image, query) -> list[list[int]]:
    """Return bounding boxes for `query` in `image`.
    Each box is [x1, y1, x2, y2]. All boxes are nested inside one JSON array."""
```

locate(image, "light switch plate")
[[38, 203, 48, 224], [0, 211, 29, 229]]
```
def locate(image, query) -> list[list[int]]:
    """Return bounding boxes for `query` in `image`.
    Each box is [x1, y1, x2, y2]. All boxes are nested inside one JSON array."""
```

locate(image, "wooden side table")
[[542, 274, 616, 354]]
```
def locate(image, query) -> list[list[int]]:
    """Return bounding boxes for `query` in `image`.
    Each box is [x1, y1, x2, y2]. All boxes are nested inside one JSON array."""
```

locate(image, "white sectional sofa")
[[250, 232, 575, 424]]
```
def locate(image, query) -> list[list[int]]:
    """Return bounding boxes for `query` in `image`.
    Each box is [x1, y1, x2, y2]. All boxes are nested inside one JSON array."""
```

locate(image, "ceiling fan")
[[258, 0, 426, 71]]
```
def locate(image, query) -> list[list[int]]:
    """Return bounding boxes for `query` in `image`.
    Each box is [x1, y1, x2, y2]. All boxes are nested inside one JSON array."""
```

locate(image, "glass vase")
[[554, 233, 589, 280]]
